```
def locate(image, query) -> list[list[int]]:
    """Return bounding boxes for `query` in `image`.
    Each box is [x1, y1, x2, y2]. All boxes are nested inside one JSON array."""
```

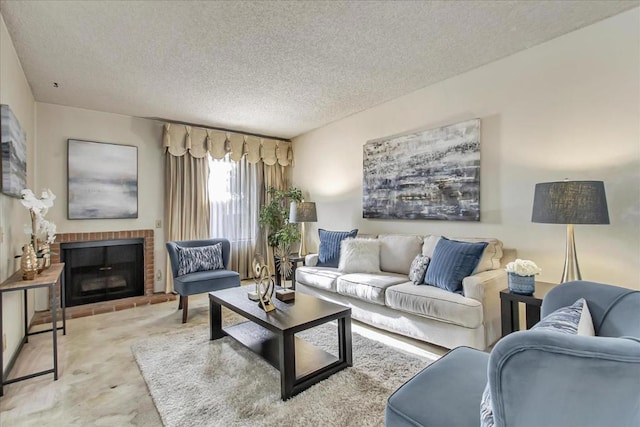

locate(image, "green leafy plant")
[[258, 186, 303, 249], [258, 186, 303, 280]]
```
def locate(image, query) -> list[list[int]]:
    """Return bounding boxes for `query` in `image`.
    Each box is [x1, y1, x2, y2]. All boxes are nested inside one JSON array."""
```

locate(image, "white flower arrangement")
[[505, 259, 541, 277], [21, 188, 57, 244], [38, 218, 57, 244]]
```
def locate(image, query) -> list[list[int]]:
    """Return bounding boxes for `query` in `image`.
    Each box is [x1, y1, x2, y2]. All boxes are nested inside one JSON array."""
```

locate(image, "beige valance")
[[163, 123, 293, 166]]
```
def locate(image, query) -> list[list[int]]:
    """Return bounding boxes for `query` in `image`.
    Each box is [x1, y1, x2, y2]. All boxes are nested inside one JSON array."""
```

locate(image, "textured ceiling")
[[1, 1, 637, 139]]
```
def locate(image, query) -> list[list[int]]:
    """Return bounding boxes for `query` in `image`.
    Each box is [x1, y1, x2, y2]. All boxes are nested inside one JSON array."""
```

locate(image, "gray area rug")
[[132, 317, 433, 427]]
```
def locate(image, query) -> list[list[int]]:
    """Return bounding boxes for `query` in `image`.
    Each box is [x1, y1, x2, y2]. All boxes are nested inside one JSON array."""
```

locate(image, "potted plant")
[[258, 186, 303, 283]]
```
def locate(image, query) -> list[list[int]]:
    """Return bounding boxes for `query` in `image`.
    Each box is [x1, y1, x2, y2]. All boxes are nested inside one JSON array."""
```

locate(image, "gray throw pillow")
[[177, 243, 224, 276], [408, 255, 430, 285]]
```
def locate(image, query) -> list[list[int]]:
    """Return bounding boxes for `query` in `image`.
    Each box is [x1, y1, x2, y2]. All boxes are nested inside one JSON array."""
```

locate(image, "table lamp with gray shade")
[[531, 180, 609, 283], [289, 201, 317, 257]]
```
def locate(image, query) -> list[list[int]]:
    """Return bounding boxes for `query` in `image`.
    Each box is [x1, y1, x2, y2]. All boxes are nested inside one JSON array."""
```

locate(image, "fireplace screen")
[[61, 239, 144, 307]]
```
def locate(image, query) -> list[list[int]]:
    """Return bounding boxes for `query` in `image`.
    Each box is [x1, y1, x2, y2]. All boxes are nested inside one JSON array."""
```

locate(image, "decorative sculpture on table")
[[250, 255, 276, 312]]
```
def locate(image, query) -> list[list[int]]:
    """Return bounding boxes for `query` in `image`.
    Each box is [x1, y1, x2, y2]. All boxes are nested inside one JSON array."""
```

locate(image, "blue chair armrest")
[[542, 281, 638, 331], [489, 330, 640, 427]]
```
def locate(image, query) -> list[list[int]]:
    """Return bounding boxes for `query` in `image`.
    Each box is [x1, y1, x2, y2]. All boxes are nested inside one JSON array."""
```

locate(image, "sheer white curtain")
[[209, 154, 262, 279]]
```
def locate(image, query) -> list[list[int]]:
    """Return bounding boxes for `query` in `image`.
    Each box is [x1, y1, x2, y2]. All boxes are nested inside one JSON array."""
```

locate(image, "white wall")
[[35, 103, 166, 292], [292, 9, 640, 289], [0, 14, 36, 371]]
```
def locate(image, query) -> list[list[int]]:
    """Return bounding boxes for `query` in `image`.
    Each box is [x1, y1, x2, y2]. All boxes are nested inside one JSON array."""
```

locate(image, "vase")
[[508, 273, 535, 295], [21, 244, 38, 280]]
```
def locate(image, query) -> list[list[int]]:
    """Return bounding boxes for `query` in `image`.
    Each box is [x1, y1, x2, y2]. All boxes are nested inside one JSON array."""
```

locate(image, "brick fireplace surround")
[[33, 229, 175, 325]]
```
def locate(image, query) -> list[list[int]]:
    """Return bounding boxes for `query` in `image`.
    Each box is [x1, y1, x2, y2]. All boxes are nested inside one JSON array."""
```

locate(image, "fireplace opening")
[[61, 238, 144, 307]]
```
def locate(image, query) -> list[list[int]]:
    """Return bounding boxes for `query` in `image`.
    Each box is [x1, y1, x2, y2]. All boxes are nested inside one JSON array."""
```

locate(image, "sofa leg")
[[178, 296, 183, 310], [181, 296, 188, 323]]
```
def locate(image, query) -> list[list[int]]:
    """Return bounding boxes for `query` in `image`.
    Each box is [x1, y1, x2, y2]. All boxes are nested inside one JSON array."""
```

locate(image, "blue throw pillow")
[[532, 298, 591, 334], [317, 229, 358, 268], [176, 243, 224, 276], [423, 237, 487, 293]]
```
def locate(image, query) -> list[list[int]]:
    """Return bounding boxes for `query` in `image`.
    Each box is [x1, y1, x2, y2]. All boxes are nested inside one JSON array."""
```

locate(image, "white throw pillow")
[[338, 238, 381, 273]]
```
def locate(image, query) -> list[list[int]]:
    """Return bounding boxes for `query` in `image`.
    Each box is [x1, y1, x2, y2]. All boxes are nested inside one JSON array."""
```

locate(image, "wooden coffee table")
[[209, 287, 352, 400]]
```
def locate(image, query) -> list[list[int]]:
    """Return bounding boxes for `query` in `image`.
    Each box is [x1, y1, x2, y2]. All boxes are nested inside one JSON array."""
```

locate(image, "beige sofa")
[[295, 234, 516, 350]]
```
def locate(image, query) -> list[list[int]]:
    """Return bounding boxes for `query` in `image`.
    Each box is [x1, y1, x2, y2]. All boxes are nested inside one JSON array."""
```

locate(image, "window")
[[208, 154, 261, 278]]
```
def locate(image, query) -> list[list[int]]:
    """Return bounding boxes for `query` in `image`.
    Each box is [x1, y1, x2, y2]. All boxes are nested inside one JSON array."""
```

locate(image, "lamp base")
[[561, 224, 582, 283], [298, 222, 307, 257]]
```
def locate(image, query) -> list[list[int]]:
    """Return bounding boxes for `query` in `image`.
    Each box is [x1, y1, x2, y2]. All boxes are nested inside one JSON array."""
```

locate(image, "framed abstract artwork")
[[363, 119, 481, 221], [0, 104, 27, 198], [68, 139, 138, 219]]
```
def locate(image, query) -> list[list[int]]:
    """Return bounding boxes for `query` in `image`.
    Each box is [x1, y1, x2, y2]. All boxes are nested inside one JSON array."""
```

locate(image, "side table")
[[287, 255, 305, 290], [499, 281, 556, 337], [0, 263, 65, 396]]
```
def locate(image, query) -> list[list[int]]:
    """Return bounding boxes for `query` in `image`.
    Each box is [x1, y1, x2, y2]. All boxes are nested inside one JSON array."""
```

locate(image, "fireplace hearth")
[[61, 239, 144, 307]]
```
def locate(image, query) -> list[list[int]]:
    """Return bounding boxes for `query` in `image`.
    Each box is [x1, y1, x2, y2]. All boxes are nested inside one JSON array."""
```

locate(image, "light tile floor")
[[0, 289, 446, 426]]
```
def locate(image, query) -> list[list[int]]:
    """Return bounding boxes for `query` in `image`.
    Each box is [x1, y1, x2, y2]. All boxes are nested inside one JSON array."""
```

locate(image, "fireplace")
[[61, 239, 144, 307], [49, 229, 155, 312]]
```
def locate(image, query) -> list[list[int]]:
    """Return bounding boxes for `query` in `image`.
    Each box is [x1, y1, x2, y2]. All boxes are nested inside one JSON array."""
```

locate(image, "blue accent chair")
[[385, 281, 640, 426], [166, 238, 241, 323]]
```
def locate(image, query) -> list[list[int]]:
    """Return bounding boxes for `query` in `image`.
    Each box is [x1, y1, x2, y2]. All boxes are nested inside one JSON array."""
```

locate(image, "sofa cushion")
[[317, 229, 358, 268], [385, 282, 483, 328], [423, 235, 503, 273], [338, 238, 381, 273], [173, 269, 240, 295], [295, 266, 343, 293], [337, 273, 408, 305], [378, 234, 424, 274], [424, 238, 488, 293]]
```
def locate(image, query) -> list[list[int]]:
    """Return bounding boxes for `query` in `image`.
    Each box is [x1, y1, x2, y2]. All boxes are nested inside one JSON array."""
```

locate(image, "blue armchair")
[[386, 281, 640, 426], [166, 238, 241, 323]]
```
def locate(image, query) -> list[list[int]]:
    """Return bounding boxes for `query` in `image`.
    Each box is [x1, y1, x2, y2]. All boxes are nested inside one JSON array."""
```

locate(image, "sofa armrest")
[[489, 331, 640, 427], [305, 254, 318, 267], [463, 269, 507, 348], [462, 269, 506, 303]]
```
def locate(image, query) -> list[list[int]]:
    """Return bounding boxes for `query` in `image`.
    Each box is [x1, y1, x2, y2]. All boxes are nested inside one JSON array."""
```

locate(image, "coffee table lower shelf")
[[224, 321, 343, 382]]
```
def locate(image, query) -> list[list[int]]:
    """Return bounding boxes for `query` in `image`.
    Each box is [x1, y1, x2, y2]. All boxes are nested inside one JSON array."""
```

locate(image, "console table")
[[0, 263, 65, 396]]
